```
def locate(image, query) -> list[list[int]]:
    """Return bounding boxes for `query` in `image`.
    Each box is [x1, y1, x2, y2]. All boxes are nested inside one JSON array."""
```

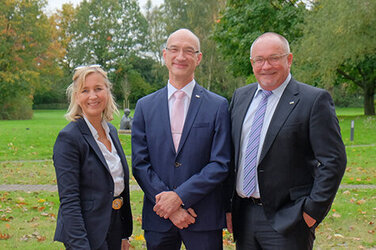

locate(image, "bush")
[[0, 95, 33, 119]]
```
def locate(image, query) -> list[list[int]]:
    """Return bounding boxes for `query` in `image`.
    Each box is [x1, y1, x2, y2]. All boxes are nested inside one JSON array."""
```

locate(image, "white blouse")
[[84, 117, 125, 197]]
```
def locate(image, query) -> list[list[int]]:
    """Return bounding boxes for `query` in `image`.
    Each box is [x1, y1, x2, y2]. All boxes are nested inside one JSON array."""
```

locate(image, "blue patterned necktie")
[[243, 90, 273, 197]]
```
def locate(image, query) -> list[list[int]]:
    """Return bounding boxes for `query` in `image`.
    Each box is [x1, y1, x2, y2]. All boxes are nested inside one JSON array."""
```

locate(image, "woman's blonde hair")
[[65, 65, 119, 122]]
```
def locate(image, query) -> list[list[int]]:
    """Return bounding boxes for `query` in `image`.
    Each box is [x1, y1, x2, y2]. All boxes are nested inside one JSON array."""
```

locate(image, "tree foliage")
[[213, 0, 306, 77], [294, 0, 376, 115], [60, 0, 156, 107], [159, 0, 244, 99], [0, 0, 63, 119], [66, 0, 148, 67]]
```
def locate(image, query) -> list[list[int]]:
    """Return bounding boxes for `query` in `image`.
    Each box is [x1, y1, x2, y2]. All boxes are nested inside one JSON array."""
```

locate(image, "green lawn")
[[0, 109, 375, 249]]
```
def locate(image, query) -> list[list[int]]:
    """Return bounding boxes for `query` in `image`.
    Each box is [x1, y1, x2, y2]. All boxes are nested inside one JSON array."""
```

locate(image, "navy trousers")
[[145, 227, 223, 250]]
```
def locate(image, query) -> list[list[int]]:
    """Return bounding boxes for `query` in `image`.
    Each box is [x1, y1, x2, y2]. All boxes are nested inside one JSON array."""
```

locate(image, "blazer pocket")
[[192, 122, 210, 128], [81, 200, 94, 211], [282, 122, 303, 129], [289, 184, 312, 201]]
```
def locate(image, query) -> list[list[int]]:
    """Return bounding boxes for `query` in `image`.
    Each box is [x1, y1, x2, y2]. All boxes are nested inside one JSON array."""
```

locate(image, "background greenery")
[[1, 0, 375, 119], [1, 0, 375, 248], [0, 109, 375, 249]]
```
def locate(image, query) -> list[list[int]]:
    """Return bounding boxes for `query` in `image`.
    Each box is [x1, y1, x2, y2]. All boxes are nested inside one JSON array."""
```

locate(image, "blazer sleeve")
[[131, 100, 170, 203], [174, 98, 231, 208], [303, 90, 347, 223], [53, 129, 90, 249]]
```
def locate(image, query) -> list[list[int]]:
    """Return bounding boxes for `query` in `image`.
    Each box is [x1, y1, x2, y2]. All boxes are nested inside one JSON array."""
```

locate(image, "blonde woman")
[[53, 65, 132, 249]]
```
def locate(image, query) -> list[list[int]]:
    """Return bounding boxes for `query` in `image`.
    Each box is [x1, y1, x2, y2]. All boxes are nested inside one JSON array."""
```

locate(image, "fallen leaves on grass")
[[135, 215, 142, 224], [356, 199, 366, 205], [0, 233, 11, 240], [20, 232, 46, 242], [332, 213, 341, 218], [0, 215, 13, 221], [134, 234, 145, 241], [334, 233, 344, 238]]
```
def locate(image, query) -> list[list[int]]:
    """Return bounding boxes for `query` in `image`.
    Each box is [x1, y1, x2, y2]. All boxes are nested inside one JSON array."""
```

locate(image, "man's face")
[[163, 30, 202, 86], [251, 37, 293, 91]]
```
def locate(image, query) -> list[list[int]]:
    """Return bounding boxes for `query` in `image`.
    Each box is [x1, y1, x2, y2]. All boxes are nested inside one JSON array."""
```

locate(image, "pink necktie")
[[171, 90, 186, 151]]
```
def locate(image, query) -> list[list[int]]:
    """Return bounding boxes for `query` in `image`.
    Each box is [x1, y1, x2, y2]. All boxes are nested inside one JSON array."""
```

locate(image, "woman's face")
[[77, 72, 109, 121]]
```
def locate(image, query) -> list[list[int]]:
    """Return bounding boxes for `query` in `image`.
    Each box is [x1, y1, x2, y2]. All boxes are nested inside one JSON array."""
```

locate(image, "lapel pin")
[[195, 95, 200, 98], [289, 101, 295, 105]]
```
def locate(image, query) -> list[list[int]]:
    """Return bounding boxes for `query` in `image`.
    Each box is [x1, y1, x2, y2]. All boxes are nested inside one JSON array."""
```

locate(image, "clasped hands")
[[153, 191, 197, 229]]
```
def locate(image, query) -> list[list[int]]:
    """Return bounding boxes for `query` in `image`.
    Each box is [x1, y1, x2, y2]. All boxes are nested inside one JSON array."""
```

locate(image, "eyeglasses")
[[165, 47, 200, 56], [74, 64, 102, 71], [250, 54, 289, 67]]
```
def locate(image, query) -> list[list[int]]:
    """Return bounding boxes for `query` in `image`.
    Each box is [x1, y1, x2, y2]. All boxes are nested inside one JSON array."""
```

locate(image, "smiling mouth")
[[88, 102, 100, 106], [173, 63, 188, 68]]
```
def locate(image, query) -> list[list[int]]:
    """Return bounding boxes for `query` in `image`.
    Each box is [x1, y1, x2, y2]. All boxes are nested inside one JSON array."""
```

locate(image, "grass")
[[0, 109, 375, 249], [315, 188, 376, 249]]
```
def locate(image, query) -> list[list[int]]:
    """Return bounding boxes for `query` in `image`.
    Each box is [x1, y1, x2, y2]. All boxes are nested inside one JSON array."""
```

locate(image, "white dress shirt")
[[236, 74, 291, 198], [84, 116, 125, 197]]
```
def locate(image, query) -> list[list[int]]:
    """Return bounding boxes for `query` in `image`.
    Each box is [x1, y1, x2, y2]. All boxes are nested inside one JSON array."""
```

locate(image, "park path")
[[0, 184, 141, 192], [0, 184, 374, 192]]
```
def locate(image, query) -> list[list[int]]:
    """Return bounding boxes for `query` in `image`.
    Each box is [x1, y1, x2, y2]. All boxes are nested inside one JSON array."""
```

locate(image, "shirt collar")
[[83, 116, 110, 140], [256, 73, 291, 98], [167, 79, 196, 100]]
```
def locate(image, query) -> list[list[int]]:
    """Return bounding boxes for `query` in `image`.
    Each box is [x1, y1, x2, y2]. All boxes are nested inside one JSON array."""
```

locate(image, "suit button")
[[175, 162, 182, 168], [173, 186, 177, 189]]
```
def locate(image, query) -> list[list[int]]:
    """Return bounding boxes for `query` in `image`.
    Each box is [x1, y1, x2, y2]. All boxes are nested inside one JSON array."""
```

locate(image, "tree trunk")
[[363, 80, 375, 115]]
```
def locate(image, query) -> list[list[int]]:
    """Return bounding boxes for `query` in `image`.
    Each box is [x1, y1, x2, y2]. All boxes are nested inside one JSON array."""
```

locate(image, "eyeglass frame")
[[250, 53, 290, 67], [165, 46, 200, 56]]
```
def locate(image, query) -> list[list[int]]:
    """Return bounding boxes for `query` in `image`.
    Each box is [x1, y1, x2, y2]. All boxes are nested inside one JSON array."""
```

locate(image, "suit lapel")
[[259, 79, 300, 163], [177, 84, 204, 153], [109, 125, 129, 180], [158, 86, 177, 154], [234, 84, 257, 168], [77, 118, 111, 173]]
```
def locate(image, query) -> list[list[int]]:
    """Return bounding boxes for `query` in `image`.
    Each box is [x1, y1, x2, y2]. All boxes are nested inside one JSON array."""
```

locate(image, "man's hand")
[[226, 212, 233, 233], [121, 239, 130, 250], [169, 207, 197, 229], [154, 191, 183, 219], [303, 211, 316, 228]]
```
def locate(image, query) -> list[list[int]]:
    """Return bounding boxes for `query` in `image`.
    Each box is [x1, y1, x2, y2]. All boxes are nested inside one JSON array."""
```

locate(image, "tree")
[[62, 0, 150, 105], [0, 0, 63, 119], [144, 0, 167, 64], [33, 3, 77, 107], [160, 0, 243, 99], [294, 0, 376, 115], [66, 0, 148, 68], [213, 0, 306, 78]]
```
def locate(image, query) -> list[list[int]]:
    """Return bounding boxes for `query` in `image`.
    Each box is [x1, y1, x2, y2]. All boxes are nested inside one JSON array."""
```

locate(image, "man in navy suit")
[[132, 28, 231, 249], [226, 32, 346, 249]]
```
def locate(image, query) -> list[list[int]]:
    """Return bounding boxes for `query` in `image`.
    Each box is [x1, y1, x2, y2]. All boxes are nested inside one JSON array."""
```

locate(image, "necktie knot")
[[174, 90, 185, 100], [261, 90, 273, 99]]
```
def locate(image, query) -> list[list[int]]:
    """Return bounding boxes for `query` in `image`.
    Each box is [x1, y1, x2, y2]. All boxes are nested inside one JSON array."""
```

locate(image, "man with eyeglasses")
[[226, 32, 346, 249], [132, 28, 231, 249]]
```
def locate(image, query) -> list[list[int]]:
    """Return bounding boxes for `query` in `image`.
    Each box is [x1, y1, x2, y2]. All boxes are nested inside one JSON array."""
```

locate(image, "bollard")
[[350, 120, 354, 141]]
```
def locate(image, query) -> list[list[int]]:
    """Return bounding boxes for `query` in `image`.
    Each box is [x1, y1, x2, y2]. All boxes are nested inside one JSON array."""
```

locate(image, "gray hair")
[[250, 32, 290, 58]]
